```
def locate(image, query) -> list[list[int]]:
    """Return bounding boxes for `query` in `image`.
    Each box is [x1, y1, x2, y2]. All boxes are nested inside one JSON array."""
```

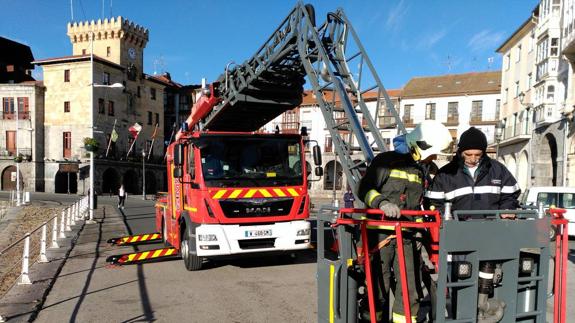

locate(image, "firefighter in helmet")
[[357, 120, 453, 323]]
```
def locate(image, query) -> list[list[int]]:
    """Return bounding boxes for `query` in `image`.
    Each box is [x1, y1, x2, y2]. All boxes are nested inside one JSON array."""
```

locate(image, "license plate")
[[244, 229, 272, 238]]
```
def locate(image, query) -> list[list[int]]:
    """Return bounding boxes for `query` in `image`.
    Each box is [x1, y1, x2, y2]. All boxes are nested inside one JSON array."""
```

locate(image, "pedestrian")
[[343, 186, 355, 208], [357, 120, 453, 323], [118, 184, 127, 209]]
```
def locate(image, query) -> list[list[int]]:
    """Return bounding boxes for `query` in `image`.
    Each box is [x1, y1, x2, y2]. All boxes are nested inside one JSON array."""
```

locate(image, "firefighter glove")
[[379, 202, 401, 218]]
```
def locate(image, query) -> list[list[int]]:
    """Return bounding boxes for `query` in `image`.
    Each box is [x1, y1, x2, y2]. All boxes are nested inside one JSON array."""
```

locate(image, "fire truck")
[[109, 2, 568, 321]]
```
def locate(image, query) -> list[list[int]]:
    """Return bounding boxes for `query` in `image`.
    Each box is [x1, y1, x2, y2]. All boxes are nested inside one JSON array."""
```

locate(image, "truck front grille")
[[219, 198, 294, 218], [238, 238, 276, 249]]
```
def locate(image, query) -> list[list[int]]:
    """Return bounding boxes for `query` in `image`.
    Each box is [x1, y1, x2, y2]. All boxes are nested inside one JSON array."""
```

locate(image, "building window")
[[516, 45, 521, 62], [6, 131, 16, 155], [447, 102, 459, 123], [324, 137, 333, 153], [108, 101, 115, 116], [504, 88, 508, 103], [425, 103, 436, 120], [63, 132, 71, 158], [547, 85, 555, 101], [2, 97, 15, 119], [151, 88, 157, 100], [64, 101, 70, 113], [155, 113, 160, 127], [106, 46, 111, 57], [515, 81, 520, 97], [505, 54, 510, 70], [550, 37, 559, 56], [64, 69, 70, 82], [17, 97, 29, 119], [137, 86, 141, 97], [527, 73, 532, 89], [403, 104, 413, 123], [471, 100, 483, 122], [98, 98, 105, 114], [82, 49, 86, 55], [103, 72, 110, 85], [147, 111, 153, 125], [495, 99, 501, 119]]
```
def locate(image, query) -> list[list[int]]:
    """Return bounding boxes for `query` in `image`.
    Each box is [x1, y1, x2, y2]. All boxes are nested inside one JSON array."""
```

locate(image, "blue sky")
[[2, 0, 539, 89]]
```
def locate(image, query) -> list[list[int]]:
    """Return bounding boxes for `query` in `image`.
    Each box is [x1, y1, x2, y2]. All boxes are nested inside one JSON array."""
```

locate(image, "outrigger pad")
[[106, 248, 178, 265], [107, 233, 162, 246]]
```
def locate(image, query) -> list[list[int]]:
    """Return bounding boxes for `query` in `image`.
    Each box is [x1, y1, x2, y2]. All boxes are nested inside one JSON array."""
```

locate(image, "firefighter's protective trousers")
[[369, 229, 419, 323]]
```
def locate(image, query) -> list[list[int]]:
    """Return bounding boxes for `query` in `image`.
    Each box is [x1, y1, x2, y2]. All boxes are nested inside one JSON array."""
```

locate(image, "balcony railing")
[[2, 111, 31, 120], [469, 113, 499, 124], [534, 104, 560, 126]]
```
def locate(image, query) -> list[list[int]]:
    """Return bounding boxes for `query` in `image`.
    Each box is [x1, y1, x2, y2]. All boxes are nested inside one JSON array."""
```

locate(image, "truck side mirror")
[[313, 145, 322, 166], [315, 166, 323, 177], [174, 144, 184, 166]]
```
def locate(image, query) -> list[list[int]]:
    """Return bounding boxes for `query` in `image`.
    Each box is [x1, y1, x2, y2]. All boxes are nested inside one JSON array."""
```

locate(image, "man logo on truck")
[[246, 206, 272, 214]]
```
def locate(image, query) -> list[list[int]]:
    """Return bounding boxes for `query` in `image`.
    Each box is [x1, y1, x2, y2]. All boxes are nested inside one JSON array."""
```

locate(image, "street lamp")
[[495, 120, 505, 160], [87, 31, 125, 223], [142, 149, 146, 200]]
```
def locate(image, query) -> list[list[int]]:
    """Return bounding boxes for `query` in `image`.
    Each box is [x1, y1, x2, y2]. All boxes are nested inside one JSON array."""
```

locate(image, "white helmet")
[[405, 120, 453, 161]]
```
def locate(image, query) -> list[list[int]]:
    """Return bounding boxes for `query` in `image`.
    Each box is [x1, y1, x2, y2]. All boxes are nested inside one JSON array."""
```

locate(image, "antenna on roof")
[[487, 57, 494, 70], [153, 56, 166, 75], [445, 55, 452, 72], [110, 0, 113, 17], [70, 0, 74, 21]]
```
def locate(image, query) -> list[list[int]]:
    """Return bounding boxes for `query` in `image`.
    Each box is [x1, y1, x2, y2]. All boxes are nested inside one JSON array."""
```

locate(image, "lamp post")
[[16, 97, 20, 206], [495, 120, 505, 160], [87, 32, 125, 223], [142, 149, 146, 200]]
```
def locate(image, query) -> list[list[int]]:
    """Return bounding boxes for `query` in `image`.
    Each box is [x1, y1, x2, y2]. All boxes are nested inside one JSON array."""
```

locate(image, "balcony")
[[378, 116, 397, 129], [444, 116, 459, 126], [0, 148, 32, 161], [2, 111, 31, 120], [469, 113, 499, 126], [499, 121, 531, 147], [534, 104, 561, 126]]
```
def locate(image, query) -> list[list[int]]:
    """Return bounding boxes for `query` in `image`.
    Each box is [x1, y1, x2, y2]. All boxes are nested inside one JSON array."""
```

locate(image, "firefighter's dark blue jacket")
[[426, 154, 520, 212]]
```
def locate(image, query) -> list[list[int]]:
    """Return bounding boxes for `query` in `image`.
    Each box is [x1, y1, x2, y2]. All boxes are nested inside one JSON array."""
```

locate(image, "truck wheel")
[[181, 228, 203, 271]]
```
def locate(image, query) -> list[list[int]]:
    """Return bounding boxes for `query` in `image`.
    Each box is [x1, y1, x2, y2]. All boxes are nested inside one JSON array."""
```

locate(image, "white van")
[[521, 186, 575, 236]]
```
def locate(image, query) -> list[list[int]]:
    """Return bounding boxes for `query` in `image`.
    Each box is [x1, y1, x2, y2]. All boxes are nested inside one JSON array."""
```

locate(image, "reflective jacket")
[[426, 155, 520, 212], [358, 151, 424, 212]]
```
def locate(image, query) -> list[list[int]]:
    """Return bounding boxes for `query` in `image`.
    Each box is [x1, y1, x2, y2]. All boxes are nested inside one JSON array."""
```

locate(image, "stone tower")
[[67, 17, 149, 76]]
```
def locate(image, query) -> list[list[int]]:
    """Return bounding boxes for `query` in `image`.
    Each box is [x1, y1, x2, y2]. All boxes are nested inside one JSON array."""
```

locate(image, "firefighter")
[[357, 120, 453, 323], [425, 126, 521, 216], [425, 126, 520, 320]]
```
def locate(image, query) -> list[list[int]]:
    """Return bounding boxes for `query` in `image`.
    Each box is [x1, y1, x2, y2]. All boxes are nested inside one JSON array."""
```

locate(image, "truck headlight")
[[520, 257, 534, 274], [297, 228, 311, 236], [198, 234, 218, 241], [456, 261, 472, 279]]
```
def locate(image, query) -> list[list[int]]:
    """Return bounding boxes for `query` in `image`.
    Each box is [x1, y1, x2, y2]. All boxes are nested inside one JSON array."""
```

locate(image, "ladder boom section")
[[182, 2, 405, 198]]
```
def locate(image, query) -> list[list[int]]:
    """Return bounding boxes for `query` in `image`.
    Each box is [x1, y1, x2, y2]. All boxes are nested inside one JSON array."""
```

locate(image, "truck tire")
[[181, 228, 203, 271]]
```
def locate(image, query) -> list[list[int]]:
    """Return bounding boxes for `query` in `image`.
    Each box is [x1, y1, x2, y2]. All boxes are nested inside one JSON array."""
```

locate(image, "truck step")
[[106, 247, 178, 265], [107, 233, 162, 246]]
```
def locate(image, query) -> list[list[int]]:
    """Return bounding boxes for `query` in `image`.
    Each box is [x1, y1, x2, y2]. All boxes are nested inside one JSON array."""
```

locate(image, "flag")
[[110, 129, 119, 143], [129, 123, 142, 138]]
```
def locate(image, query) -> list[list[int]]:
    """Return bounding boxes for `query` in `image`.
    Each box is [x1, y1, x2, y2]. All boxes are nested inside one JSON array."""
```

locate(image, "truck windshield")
[[199, 136, 303, 187]]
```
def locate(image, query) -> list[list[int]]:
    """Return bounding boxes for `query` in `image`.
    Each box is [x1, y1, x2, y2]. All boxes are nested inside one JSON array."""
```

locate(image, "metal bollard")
[[19, 234, 32, 285], [59, 210, 66, 238], [65, 207, 71, 232], [39, 223, 48, 263], [70, 205, 76, 226], [51, 215, 59, 248]]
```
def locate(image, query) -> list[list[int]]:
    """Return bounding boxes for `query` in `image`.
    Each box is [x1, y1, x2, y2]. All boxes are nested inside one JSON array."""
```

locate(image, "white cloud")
[[417, 30, 447, 50], [467, 30, 506, 52], [386, 0, 409, 31]]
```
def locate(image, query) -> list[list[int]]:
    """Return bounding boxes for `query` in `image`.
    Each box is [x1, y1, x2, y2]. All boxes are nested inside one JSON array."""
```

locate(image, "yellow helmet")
[[405, 120, 453, 161]]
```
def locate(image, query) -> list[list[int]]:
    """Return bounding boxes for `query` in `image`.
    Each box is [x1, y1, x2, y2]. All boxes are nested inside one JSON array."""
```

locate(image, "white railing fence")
[[0, 196, 89, 290]]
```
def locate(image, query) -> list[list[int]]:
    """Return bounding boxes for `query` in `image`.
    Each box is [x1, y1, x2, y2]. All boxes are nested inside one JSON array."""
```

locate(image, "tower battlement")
[[67, 16, 148, 48]]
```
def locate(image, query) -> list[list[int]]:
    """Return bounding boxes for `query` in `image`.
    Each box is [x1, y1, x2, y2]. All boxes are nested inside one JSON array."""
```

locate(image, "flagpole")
[[105, 119, 117, 157], [164, 122, 177, 161], [126, 136, 137, 157], [147, 123, 158, 161]]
